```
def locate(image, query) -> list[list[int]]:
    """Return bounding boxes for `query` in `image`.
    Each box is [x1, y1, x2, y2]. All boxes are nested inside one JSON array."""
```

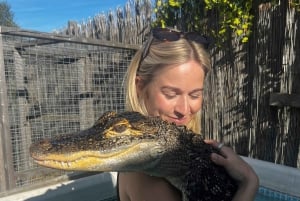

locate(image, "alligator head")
[[30, 111, 238, 201]]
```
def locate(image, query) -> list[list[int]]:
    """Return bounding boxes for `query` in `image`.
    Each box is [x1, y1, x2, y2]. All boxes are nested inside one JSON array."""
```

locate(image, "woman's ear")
[[135, 76, 144, 96]]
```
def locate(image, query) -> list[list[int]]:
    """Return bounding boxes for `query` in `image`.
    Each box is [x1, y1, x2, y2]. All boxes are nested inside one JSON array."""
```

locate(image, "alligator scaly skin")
[[30, 111, 238, 201]]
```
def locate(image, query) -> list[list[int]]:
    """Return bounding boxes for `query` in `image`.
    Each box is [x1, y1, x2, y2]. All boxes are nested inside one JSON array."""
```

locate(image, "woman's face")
[[137, 60, 205, 126]]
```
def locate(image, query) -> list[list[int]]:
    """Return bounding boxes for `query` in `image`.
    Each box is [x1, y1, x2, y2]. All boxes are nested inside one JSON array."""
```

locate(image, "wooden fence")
[[202, 2, 300, 168]]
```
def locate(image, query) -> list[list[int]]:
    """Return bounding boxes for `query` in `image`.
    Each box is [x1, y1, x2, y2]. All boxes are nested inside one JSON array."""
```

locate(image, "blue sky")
[[7, 0, 129, 32]]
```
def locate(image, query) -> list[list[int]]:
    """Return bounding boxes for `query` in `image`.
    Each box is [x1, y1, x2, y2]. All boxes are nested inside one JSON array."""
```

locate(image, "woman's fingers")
[[210, 152, 227, 165], [204, 139, 229, 157], [204, 138, 259, 199], [204, 139, 219, 147], [205, 139, 248, 182]]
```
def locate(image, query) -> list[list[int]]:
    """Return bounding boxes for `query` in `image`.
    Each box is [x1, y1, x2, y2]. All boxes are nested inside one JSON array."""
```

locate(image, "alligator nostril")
[[38, 140, 53, 151]]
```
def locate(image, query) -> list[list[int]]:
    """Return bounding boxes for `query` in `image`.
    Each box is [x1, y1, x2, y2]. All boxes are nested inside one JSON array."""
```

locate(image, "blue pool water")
[[99, 186, 300, 201], [255, 187, 300, 201]]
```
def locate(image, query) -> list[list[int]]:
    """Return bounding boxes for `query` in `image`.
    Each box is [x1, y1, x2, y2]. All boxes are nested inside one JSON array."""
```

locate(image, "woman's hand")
[[205, 140, 259, 201]]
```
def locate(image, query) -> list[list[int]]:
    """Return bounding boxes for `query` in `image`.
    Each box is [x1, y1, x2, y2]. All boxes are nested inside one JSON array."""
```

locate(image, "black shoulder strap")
[[116, 172, 121, 201]]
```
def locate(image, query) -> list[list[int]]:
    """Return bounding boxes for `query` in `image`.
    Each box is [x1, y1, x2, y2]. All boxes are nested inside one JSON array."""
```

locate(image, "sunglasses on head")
[[152, 28, 210, 47], [140, 27, 210, 64]]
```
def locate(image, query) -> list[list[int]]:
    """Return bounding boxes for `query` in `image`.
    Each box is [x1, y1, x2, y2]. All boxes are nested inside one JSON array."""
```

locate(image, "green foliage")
[[153, 0, 207, 33], [153, 0, 254, 44], [0, 1, 18, 27], [204, 0, 253, 43], [290, 0, 300, 11]]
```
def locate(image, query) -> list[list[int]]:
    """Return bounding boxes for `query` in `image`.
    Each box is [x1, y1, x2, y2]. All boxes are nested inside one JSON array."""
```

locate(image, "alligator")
[[30, 111, 238, 201]]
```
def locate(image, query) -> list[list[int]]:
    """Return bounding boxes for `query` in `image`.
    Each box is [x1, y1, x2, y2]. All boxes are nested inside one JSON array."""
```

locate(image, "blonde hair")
[[124, 38, 211, 134]]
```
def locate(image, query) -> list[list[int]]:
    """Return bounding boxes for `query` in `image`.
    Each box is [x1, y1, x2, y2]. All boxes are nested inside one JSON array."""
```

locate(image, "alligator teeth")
[[58, 161, 73, 168], [60, 161, 67, 168]]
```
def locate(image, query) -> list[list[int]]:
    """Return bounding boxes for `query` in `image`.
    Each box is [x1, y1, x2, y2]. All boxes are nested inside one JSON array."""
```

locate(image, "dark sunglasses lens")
[[153, 29, 181, 41]]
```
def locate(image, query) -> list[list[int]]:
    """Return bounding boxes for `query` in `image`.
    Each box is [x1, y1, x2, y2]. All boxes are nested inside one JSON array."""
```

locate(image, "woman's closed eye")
[[190, 91, 203, 99], [163, 91, 177, 99], [161, 87, 177, 99], [161, 87, 203, 100]]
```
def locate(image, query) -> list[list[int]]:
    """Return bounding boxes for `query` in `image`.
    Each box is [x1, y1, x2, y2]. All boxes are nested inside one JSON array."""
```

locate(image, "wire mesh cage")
[[0, 26, 138, 191]]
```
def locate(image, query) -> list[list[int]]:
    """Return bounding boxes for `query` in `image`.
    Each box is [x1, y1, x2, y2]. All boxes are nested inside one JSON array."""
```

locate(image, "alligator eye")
[[113, 124, 127, 133]]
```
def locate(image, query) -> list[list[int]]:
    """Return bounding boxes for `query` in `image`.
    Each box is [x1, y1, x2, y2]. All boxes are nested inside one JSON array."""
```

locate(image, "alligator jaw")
[[31, 141, 161, 171], [30, 111, 164, 171]]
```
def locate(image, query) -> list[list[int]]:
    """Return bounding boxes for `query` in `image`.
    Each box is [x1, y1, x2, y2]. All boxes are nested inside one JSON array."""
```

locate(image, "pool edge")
[[242, 156, 300, 198]]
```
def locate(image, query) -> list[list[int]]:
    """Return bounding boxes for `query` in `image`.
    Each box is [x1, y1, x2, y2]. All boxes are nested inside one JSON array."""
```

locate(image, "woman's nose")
[[174, 96, 189, 115]]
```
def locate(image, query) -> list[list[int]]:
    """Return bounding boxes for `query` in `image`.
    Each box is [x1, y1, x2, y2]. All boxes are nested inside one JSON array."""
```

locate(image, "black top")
[[116, 173, 121, 201]]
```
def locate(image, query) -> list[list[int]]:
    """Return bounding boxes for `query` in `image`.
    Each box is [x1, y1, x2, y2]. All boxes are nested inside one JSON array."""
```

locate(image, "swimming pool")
[[0, 157, 299, 201], [256, 187, 300, 201], [243, 157, 300, 201]]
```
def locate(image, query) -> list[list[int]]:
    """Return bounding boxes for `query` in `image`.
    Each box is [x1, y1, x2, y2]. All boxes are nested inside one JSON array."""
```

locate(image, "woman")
[[118, 27, 259, 201]]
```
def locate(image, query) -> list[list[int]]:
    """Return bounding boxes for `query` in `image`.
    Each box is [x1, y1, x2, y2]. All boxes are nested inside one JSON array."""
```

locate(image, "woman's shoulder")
[[118, 172, 181, 201], [119, 172, 162, 186]]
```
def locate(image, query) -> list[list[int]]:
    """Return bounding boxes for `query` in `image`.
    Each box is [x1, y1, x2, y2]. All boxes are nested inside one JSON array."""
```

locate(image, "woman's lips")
[[166, 116, 190, 125]]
